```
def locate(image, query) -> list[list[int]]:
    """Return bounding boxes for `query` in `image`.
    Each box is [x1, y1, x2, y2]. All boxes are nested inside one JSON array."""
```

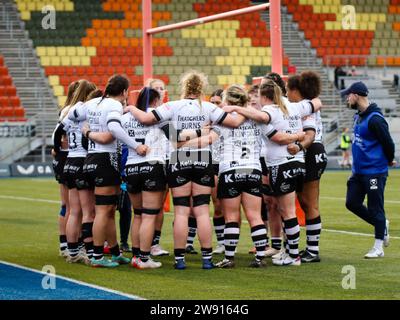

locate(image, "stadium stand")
[[284, 0, 400, 67], [0, 55, 25, 121], [16, 0, 291, 103]]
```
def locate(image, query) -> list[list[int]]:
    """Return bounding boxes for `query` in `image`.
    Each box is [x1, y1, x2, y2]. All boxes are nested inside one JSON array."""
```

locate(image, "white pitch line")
[[0, 195, 59, 204], [1, 195, 398, 240], [0, 260, 144, 300], [321, 196, 400, 205]]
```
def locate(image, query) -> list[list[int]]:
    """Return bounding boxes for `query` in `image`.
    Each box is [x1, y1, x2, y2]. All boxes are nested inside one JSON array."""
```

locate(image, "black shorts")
[[268, 161, 305, 196], [167, 150, 214, 188], [52, 151, 68, 185], [260, 157, 269, 176], [213, 164, 220, 176], [125, 162, 167, 194], [217, 169, 262, 199], [63, 157, 87, 190], [83, 152, 121, 189], [304, 143, 328, 183]]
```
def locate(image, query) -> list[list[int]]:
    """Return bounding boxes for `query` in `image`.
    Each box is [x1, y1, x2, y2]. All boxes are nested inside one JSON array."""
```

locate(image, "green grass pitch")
[[0, 170, 399, 300]]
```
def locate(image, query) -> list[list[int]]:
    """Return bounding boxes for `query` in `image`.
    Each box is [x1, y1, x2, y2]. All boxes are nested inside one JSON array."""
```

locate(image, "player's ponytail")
[[260, 80, 289, 116], [223, 85, 249, 107], [180, 70, 208, 109], [98, 74, 130, 105], [136, 87, 161, 112]]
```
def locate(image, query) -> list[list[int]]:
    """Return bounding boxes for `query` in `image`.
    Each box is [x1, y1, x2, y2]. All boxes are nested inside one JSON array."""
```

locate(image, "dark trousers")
[[345, 173, 387, 240], [118, 190, 132, 244]]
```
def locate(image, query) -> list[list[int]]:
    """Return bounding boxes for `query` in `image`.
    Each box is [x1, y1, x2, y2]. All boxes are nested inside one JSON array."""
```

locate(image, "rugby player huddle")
[[52, 70, 327, 270]]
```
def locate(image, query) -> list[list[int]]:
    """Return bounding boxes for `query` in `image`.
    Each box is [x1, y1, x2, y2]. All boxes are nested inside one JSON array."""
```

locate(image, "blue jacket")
[[352, 103, 395, 175]]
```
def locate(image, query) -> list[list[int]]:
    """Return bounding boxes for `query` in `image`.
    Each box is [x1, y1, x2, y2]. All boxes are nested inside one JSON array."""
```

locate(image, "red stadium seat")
[[10, 96, 20, 107], [5, 86, 16, 96], [0, 97, 8, 107]]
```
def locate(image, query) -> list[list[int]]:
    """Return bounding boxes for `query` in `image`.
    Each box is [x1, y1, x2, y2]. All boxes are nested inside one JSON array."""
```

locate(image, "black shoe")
[[249, 258, 267, 268], [300, 250, 320, 263], [185, 244, 198, 254], [120, 242, 131, 253]]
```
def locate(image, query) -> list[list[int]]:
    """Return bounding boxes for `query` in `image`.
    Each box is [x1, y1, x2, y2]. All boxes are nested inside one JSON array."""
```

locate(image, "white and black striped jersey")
[[121, 108, 167, 165], [302, 111, 323, 144], [262, 100, 314, 166], [70, 97, 122, 153], [151, 99, 227, 152], [61, 101, 87, 158], [210, 137, 222, 164], [213, 119, 275, 174]]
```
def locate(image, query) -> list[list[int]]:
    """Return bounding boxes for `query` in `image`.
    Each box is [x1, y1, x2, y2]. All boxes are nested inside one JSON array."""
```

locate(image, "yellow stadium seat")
[[54, 3, 64, 11], [60, 56, 71, 66], [367, 22, 375, 30], [231, 21, 240, 30], [27, 3, 35, 11], [40, 56, 50, 66], [86, 47, 96, 56], [48, 75, 59, 86], [65, 2, 73, 11], [76, 47, 86, 56], [232, 66, 241, 75], [248, 48, 258, 56], [199, 30, 208, 38], [192, 29, 200, 38], [57, 47, 67, 56], [36, 47, 46, 57], [67, 47, 77, 56], [242, 66, 250, 75], [253, 56, 262, 65], [54, 85, 64, 97], [71, 56, 81, 65], [241, 39, 251, 47], [21, 11, 30, 20], [229, 48, 239, 56], [223, 39, 233, 47], [235, 56, 244, 65], [226, 56, 234, 66], [313, 5, 322, 13], [58, 96, 67, 107], [50, 56, 60, 66], [226, 30, 236, 38], [235, 76, 245, 84], [233, 38, 242, 48], [181, 30, 190, 38], [216, 57, 225, 66], [205, 39, 214, 47], [18, 3, 27, 11], [81, 56, 90, 66], [47, 47, 56, 56], [217, 75, 227, 85], [209, 30, 218, 38], [213, 21, 222, 29]]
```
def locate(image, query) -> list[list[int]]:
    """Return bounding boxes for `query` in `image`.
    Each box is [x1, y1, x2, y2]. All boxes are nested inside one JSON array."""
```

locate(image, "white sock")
[[374, 239, 383, 251]]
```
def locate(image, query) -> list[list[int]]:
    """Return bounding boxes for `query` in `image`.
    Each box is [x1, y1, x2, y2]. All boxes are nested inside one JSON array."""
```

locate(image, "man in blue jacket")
[[341, 82, 396, 259]]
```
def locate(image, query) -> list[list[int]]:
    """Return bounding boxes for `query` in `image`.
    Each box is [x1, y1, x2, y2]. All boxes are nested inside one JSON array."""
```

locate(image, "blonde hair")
[[146, 78, 165, 89], [61, 80, 96, 120], [180, 70, 208, 99], [62, 81, 79, 110], [69, 80, 97, 107], [223, 85, 249, 107], [259, 79, 289, 115]]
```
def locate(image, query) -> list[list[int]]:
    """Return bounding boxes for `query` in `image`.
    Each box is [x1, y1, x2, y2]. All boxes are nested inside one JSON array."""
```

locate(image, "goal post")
[[142, 0, 283, 84]]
